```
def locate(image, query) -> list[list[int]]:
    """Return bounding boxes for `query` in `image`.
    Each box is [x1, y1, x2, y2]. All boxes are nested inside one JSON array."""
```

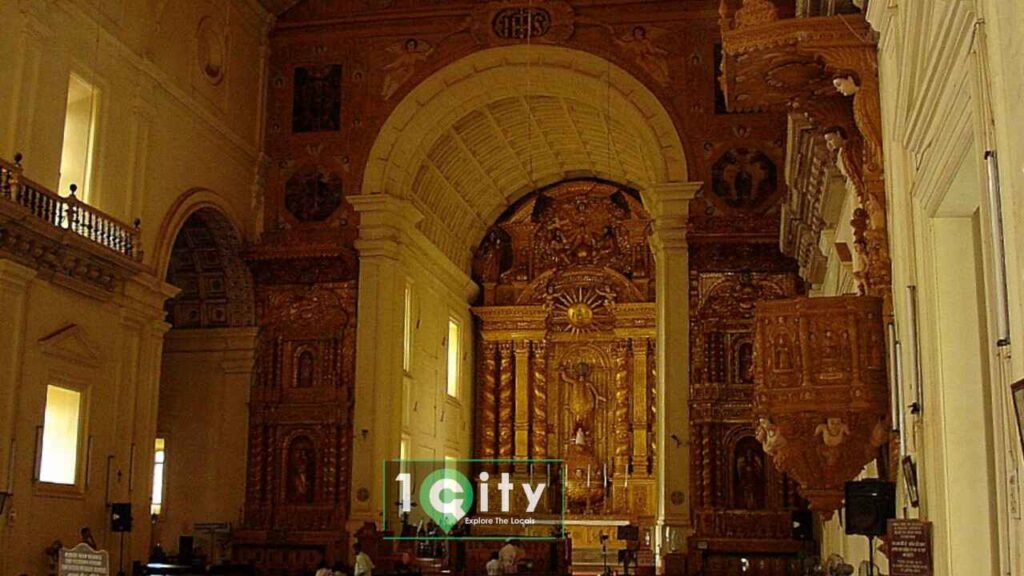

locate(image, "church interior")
[[1, 0, 1024, 575]]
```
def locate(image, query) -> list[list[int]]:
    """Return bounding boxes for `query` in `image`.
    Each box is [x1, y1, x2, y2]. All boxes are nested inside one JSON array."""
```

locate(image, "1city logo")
[[387, 459, 563, 538]]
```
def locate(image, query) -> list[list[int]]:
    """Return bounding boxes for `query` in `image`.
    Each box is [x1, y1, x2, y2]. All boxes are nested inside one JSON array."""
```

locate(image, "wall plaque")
[[887, 519, 933, 576], [471, 1, 574, 45], [59, 544, 109, 576]]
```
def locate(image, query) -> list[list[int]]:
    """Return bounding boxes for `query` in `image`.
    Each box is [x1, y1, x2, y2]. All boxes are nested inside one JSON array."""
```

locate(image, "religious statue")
[[733, 439, 765, 510], [296, 350, 315, 388], [615, 26, 670, 84], [814, 417, 850, 466], [382, 38, 433, 100], [287, 438, 316, 503], [562, 361, 605, 442], [737, 341, 754, 384]]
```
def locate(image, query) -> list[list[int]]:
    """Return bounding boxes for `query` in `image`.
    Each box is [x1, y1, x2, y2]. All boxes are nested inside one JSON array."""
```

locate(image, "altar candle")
[[587, 465, 591, 486], [625, 465, 630, 488], [603, 464, 608, 488]]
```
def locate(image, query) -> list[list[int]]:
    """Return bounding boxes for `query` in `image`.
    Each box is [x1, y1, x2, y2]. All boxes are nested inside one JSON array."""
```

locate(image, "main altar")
[[471, 180, 658, 564]]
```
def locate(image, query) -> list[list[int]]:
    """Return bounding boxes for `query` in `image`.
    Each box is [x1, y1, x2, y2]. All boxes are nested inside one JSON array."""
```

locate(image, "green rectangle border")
[[382, 458, 566, 541]]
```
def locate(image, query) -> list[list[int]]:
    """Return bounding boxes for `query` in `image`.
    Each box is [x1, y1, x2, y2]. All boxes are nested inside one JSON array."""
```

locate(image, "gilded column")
[[632, 337, 650, 471], [614, 340, 631, 471], [479, 341, 499, 460], [498, 341, 515, 461], [514, 340, 531, 460], [531, 341, 548, 459]]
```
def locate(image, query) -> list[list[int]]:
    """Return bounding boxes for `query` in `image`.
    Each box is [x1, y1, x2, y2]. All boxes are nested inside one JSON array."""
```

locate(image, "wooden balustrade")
[[0, 154, 142, 261]]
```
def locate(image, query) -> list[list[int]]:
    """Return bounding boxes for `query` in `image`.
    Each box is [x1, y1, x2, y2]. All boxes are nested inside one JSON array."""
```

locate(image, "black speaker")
[[110, 502, 133, 532], [844, 479, 895, 537], [179, 536, 194, 562], [791, 509, 813, 541]]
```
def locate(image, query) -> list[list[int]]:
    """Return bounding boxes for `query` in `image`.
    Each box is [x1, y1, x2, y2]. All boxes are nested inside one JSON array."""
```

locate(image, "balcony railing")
[[0, 154, 142, 261]]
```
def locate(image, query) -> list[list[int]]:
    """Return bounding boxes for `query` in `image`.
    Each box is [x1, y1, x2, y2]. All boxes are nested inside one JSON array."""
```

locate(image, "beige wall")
[[0, 0, 269, 258], [0, 0, 269, 572], [155, 328, 256, 559], [817, 1, 1024, 574], [0, 260, 172, 575]]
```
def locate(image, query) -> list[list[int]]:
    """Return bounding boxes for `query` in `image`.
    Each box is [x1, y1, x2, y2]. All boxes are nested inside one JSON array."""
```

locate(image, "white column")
[[647, 182, 700, 558], [0, 260, 36, 575], [347, 194, 423, 532]]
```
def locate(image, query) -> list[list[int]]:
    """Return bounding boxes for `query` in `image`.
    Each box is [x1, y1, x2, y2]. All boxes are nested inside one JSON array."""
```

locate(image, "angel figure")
[[615, 26, 670, 85], [381, 38, 433, 100]]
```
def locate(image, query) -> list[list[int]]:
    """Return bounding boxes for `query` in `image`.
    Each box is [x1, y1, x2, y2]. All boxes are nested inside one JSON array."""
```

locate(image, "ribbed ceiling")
[[407, 94, 655, 269]]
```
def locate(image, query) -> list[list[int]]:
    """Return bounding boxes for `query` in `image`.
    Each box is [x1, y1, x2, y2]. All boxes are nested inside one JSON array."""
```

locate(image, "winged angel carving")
[[381, 38, 433, 100]]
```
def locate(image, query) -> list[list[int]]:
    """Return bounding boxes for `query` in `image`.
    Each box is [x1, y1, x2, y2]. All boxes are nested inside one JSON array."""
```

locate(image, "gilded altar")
[[471, 180, 657, 521]]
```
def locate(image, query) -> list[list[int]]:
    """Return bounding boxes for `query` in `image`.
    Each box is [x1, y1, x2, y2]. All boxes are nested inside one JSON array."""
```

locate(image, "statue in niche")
[[381, 38, 433, 100], [615, 26, 670, 84], [772, 332, 793, 372], [733, 438, 765, 510], [562, 362, 605, 444], [287, 437, 316, 503], [296, 350, 315, 388], [737, 341, 754, 384], [292, 65, 342, 133]]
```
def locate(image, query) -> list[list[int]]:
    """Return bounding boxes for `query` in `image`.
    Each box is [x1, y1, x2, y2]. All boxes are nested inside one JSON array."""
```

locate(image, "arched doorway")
[[349, 44, 700, 558], [154, 206, 255, 560]]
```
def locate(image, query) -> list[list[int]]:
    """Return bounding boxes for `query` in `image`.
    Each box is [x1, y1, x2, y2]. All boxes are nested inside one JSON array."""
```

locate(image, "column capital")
[[351, 194, 424, 259], [645, 182, 700, 253]]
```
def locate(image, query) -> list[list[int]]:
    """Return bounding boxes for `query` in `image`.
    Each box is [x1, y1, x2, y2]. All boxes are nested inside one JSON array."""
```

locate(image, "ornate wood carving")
[[753, 295, 890, 515], [688, 253, 812, 564], [472, 180, 656, 519], [236, 253, 357, 565], [719, 4, 892, 302]]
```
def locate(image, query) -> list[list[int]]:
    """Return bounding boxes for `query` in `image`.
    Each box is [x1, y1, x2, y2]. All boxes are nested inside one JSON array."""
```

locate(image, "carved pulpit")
[[472, 180, 657, 538]]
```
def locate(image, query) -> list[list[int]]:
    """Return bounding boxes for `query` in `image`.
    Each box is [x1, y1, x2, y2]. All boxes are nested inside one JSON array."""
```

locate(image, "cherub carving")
[[382, 38, 433, 100], [615, 26, 670, 84]]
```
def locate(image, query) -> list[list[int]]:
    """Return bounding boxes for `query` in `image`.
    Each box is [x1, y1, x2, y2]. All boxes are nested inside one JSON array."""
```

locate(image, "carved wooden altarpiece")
[[687, 247, 815, 572], [234, 249, 358, 568], [471, 180, 657, 541]]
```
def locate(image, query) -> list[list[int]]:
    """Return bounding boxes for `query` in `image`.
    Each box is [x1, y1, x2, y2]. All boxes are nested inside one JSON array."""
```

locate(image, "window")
[[151, 438, 166, 516], [399, 436, 410, 473], [58, 74, 98, 200], [39, 385, 83, 485], [446, 318, 461, 398], [403, 284, 413, 373]]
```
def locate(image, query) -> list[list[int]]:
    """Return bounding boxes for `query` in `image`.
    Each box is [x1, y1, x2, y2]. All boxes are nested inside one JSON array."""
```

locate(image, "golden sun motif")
[[552, 288, 609, 334]]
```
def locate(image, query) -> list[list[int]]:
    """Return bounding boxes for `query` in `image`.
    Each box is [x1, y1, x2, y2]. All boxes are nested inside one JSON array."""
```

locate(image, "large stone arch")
[[350, 44, 697, 555], [360, 44, 691, 270]]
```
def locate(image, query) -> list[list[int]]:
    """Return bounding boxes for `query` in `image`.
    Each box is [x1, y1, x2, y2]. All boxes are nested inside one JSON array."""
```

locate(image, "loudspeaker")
[[791, 509, 813, 541], [844, 479, 895, 537], [179, 536, 194, 562], [110, 502, 133, 532]]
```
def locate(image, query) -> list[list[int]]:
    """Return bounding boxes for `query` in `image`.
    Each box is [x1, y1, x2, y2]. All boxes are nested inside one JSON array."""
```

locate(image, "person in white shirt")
[[353, 543, 375, 576], [498, 539, 523, 574], [485, 551, 502, 576], [314, 561, 332, 576]]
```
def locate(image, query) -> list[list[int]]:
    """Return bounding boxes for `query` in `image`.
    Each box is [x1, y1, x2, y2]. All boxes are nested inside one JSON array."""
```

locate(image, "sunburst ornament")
[[551, 287, 611, 334]]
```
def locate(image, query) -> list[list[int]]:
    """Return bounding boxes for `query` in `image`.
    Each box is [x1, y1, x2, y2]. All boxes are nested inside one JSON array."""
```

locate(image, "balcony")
[[0, 154, 147, 296], [1, 154, 142, 261]]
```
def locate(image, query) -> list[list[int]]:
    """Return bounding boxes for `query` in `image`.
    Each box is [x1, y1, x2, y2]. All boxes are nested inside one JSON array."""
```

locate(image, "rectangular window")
[[403, 284, 413, 373], [151, 438, 166, 516], [446, 318, 460, 398], [58, 74, 98, 200], [399, 436, 410, 473], [39, 385, 83, 485]]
